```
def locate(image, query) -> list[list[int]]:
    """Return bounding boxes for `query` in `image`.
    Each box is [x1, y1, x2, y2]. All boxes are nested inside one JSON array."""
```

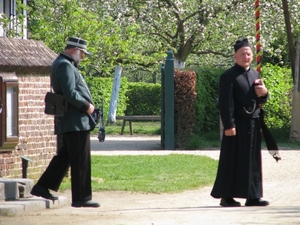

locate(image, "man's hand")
[[87, 103, 95, 115], [225, 127, 236, 136], [254, 79, 268, 97]]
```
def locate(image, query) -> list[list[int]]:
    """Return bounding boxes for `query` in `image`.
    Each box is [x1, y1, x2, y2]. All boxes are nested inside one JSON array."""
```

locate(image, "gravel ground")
[[1, 135, 300, 225]]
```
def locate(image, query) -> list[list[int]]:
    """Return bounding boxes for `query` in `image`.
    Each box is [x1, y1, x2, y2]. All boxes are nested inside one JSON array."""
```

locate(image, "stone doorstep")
[[0, 178, 69, 216], [0, 178, 34, 200], [0, 196, 68, 216]]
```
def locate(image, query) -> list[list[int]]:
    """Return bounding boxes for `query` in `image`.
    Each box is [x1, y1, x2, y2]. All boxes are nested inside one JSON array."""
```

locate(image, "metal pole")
[[255, 0, 261, 73]]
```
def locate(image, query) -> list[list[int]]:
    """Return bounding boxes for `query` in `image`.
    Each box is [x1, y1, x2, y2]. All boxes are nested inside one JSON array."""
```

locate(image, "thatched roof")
[[0, 37, 57, 74]]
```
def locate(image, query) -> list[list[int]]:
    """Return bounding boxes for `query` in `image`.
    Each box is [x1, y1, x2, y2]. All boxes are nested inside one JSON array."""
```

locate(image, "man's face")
[[72, 48, 85, 63], [234, 47, 253, 68]]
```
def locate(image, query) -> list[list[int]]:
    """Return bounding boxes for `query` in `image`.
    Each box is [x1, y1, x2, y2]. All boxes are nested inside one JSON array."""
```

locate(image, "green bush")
[[192, 67, 224, 133], [192, 64, 292, 133], [124, 82, 161, 115], [85, 76, 129, 122], [261, 64, 292, 129], [84, 63, 292, 138]]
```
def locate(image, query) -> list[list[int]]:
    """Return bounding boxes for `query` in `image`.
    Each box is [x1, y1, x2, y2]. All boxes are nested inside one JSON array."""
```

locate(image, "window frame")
[[0, 72, 19, 151]]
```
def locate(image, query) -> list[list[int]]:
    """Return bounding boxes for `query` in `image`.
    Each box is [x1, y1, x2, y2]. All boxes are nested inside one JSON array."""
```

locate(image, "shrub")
[[85, 76, 129, 123], [192, 67, 224, 133], [261, 63, 292, 129], [84, 63, 292, 141], [174, 69, 197, 148], [124, 82, 161, 115]]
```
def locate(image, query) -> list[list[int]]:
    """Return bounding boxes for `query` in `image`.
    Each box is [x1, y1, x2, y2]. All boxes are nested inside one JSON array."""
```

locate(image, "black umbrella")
[[259, 108, 281, 162]]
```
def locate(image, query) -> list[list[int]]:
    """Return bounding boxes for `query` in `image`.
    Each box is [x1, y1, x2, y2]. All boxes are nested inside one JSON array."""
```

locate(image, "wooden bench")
[[116, 115, 161, 135]]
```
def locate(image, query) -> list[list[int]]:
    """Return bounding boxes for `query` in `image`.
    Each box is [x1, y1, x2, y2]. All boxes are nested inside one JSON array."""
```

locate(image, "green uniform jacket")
[[50, 53, 96, 134]]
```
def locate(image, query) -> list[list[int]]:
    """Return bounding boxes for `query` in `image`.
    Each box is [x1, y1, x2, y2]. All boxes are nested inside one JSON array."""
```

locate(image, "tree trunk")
[[107, 64, 122, 124], [282, 0, 295, 81], [174, 59, 185, 69], [290, 37, 300, 142]]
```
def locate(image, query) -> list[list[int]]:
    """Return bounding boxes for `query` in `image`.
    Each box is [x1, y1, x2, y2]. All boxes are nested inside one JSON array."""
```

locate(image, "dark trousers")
[[37, 130, 92, 202]]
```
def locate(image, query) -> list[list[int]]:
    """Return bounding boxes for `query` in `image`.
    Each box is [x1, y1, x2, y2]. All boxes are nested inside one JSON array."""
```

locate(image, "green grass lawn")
[[59, 154, 218, 194], [92, 121, 161, 135], [97, 121, 300, 149], [58, 121, 300, 194]]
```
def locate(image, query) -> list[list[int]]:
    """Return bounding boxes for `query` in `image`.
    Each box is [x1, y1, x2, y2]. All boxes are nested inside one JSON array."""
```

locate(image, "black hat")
[[233, 38, 253, 53], [66, 37, 90, 55]]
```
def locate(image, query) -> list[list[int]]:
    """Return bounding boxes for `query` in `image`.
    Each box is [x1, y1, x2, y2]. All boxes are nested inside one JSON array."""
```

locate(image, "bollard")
[[20, 156, 33, 178]]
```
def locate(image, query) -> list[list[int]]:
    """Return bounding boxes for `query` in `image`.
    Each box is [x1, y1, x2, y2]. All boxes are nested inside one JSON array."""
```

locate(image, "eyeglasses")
[[76, 47, 86, 55]]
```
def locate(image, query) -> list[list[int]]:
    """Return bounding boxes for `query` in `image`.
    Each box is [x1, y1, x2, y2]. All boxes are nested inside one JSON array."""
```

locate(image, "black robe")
[[211, 64, 268, 199]]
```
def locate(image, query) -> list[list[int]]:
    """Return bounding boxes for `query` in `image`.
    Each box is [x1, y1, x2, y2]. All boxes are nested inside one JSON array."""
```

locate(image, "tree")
[[28, 0, 120, 75], [22, 0, 300, 128], [96, 0, 300, 70], [280, 0, 300, 142], [27, 0, 164, 123]]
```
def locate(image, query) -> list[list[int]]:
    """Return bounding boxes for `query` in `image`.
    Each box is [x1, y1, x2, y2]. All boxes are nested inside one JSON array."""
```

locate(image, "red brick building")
[[0, 37, 57, 179]]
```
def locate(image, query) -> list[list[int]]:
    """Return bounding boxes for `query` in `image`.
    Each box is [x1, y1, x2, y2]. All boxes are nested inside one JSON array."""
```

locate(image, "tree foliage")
[[5, 1, 300, 108], [27, 0, 163, 77], [7, 0, 300, 78], [93, 0, 300, 69], [262, 63, 293, 129]]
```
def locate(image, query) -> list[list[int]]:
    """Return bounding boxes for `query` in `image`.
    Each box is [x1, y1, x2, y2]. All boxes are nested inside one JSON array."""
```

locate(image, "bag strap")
[[50, 69, 54, 93]]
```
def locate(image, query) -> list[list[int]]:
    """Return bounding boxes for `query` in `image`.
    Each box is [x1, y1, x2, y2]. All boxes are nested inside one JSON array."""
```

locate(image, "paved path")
[[1, 135, 300, 225], [91, 135, 162, 151]]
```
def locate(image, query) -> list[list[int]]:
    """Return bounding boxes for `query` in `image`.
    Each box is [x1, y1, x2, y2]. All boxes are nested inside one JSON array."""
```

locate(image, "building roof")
[[0, 37, 57, 74]]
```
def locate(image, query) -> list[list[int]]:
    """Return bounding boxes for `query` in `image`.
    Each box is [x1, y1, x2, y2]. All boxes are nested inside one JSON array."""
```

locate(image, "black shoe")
[[245, 198, 270, 206], [71, 200, 100, 208], [220, 198, 241, 207], [30, 184, 59, 200]]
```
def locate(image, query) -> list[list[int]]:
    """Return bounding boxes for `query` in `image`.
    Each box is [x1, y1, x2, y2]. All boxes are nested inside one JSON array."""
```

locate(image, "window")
[[0, 0, 27, 39], [0, 72, 18, 151]]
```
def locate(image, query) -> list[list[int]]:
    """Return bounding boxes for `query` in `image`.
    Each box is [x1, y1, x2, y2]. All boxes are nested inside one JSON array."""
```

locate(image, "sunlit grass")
[[59, 154, 218, 194], [57, 122, 300, 194]]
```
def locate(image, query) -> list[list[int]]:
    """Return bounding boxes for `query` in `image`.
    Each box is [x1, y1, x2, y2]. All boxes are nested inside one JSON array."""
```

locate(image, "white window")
[[0, 0, 27, 39], [6, 86, 18, 137], [0, 72, 19, 151]]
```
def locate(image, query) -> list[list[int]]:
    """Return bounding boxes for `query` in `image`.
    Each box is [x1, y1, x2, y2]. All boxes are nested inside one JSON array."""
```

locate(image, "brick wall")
[[0, 74, 56, 179]]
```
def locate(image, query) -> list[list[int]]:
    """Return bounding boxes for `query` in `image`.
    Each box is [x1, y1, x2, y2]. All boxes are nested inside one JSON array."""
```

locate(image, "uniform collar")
[[59, 52, 78, 68], [234, 63, 251, 72]]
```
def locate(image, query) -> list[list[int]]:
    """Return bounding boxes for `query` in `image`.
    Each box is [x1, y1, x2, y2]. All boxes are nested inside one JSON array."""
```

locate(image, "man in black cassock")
[[210, 38, 270, 207]]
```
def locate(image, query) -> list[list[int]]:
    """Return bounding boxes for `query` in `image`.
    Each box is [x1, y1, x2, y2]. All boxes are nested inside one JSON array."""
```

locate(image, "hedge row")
[[191, 64, 293, 132], [84, 76, 161, 123], [124, 82, 161, 115], [84, 76, 128, 123], [85, 63, 293, 136]]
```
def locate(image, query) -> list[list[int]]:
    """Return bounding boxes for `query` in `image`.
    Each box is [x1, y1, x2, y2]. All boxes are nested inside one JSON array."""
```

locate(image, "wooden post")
[[108, 64, 122, 123], [161, 63, 165, 148], [164, 51, 174, 150]]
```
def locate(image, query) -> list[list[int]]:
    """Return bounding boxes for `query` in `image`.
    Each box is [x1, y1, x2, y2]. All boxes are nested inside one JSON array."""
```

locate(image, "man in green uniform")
[[31, 37, 99, 208]]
